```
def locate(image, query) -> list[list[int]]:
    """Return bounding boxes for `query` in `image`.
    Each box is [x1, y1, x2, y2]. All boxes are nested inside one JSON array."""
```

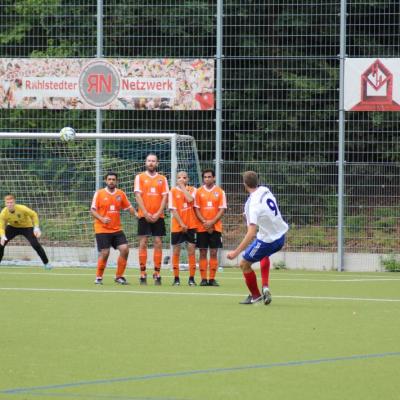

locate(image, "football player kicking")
[[227, 171, 288, 305], [91, 171, 136, 285]]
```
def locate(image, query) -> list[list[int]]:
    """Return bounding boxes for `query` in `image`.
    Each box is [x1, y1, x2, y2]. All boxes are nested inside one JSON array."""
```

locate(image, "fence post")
[[96, 0, 104, 191], [215, 0, 223, 186], [338, 0, 347, 271]]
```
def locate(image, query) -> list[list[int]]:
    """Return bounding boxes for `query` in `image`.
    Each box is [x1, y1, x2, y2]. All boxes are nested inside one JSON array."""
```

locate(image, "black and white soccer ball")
[[59, 127, 76, 142]]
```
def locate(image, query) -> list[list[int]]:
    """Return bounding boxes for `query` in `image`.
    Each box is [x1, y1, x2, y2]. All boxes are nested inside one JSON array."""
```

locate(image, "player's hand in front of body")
[[177, 179, 186, 190], [0, 236, 7, 246], [150, 212, 161, 223], [180, 223, 188, 233], [227, 250, 238, 260], [33, 227, 41, 238], [203, 220, 214, 230], [101, 216, 111, 224], [143, 211, 153, 223]]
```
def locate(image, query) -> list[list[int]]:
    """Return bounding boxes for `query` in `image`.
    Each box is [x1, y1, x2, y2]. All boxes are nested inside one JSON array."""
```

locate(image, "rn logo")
[[79, 61, 120, 107]]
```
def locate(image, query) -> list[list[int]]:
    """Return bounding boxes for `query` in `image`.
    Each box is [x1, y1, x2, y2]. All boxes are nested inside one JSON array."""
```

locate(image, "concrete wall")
[[2, 245, 387, 272]]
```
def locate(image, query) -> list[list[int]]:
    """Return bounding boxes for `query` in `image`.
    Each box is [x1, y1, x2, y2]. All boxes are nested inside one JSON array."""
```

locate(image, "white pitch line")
[[0, 267, 394, 279], [1, 286, 400, 302], [1, 271, 400, 282], [273, 278, 400, 282], [0, 271, 94, 276], [0, 286, 238, 297]]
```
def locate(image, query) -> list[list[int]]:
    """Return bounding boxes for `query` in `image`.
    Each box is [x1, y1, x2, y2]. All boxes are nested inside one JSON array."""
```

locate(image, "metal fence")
[[0, 1, 399, 270]]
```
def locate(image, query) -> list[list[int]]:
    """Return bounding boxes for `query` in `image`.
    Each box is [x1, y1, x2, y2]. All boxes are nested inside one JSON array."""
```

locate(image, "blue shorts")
[[242, 235, 285, 263]]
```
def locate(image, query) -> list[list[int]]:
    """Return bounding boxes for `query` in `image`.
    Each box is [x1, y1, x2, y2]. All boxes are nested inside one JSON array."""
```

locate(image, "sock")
[[116, 256, 127, 278], [96, 258, 107, 278], [188, 254, 196, 278], [260, 256, 270, 287], [209, 257, 218, 280], [154, 266, 161, 278], [243, 270, 261, 298], [139, 248, 147, 276], [172, 253, 180, 278], [199, 258, 207, 280], [154, 248, 162, 269]]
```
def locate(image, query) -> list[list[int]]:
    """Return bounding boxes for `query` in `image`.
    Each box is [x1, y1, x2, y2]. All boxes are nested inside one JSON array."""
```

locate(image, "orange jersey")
[[194, 185, 227, 233], [134, 172, 169, 218], [168, 186, 198, 232], [91, 188, 132, 234]]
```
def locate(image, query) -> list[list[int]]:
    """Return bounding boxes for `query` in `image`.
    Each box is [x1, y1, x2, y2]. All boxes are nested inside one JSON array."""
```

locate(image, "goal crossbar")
[[0, 132, 179, 140]]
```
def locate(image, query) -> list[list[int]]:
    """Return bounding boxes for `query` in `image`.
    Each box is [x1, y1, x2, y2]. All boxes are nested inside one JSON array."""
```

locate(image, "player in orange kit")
[[168, 171, 198, 286], [91, 171, 136, 285], [194, 169, 227, 286], [134, 154, 169, 285]]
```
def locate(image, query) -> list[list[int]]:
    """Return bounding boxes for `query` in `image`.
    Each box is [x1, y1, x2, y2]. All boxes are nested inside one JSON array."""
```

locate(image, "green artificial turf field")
[[0, 267, 399, 400]]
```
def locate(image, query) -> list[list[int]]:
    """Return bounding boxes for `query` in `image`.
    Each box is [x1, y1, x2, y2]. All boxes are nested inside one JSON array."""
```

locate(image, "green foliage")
[[31, 39, 78, 57], [370, 230, 398, 250], [287, 226, 332, 248], [380, 254, 400, 272], [345, 216, 366, 233], [0, 24, 30, 45], [273, 260, 287, 270], [372, 207, 398, 233], [372, 217, 397, 233]]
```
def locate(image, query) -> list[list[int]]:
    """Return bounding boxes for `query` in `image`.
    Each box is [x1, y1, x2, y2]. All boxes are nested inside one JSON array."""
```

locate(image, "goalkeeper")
[[0, 194, 52, 269]]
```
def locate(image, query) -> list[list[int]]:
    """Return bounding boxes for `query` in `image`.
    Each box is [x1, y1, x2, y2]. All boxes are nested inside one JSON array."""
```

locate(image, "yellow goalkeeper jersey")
[[0, 204, 40, 236]]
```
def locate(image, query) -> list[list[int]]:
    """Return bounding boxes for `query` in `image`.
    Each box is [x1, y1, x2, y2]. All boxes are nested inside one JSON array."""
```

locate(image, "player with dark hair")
[[134, 154, 169, 285], [91, 171, 136, 285], [168, 171, 198, 286], [227, 171, 288, 305], [194, 169, 227, 286], [0, 194, 51, 269]]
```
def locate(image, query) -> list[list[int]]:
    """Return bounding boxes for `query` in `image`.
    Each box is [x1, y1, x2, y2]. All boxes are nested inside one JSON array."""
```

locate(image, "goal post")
[[0, 132, 202, 267]]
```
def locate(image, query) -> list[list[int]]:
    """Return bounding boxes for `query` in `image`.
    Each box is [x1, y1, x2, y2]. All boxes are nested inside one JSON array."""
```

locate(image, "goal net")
[[0, 132, 201, 267]]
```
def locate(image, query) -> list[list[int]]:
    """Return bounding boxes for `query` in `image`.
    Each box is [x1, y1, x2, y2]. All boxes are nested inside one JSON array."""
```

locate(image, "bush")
[[380, 254, 400, 272], [288, 226, 332, 248], [273, 260, 287, 270]]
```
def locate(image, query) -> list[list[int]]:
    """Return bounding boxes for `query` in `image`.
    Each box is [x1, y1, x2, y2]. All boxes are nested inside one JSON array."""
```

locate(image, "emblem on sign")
[[79, 61, 120, 107], [351, 59, 400, 111]]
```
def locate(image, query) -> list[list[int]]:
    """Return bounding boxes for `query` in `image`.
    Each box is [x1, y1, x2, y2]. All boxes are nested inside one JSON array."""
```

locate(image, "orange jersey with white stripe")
[[168, 186, 198, 232], [194, 185, 227, 233], [91, 188, 132, 234], [134, 172, 169, 218]]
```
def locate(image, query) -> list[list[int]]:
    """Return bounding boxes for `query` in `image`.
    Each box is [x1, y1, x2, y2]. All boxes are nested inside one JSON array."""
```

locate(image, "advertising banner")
[[345, 58, 400, 111], [0, 58, 214, 110]]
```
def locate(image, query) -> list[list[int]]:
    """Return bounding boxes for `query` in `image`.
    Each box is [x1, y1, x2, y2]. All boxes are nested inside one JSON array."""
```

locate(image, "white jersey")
[[244, 186, 288, 243]]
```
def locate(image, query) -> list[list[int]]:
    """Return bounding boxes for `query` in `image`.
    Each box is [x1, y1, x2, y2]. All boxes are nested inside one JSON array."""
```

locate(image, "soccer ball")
[[59, 127, 76, 142]]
